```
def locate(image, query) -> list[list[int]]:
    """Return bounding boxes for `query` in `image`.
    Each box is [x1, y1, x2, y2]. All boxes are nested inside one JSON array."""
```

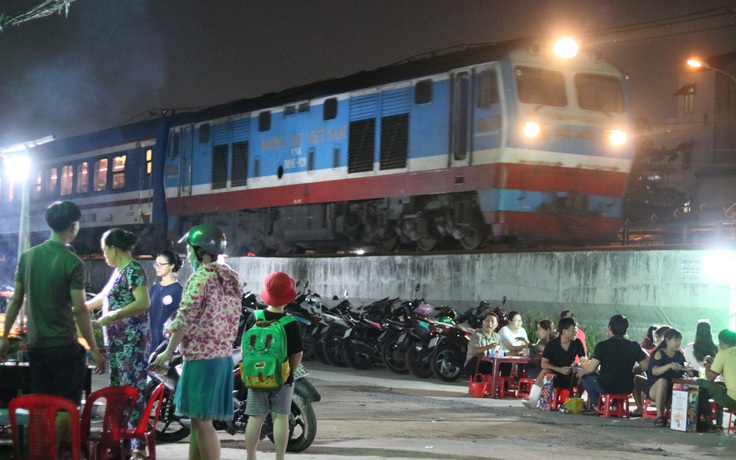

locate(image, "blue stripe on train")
[[478, 189, 623, 217]]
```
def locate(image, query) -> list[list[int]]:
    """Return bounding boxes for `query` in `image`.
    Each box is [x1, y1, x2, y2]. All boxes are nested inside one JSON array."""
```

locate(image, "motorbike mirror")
[[296, 280, 301, 288], [332, 295, 339, 301], [502, 295, 507, 305], [343, 289, 348, 299], [414, 283, 420, 293]]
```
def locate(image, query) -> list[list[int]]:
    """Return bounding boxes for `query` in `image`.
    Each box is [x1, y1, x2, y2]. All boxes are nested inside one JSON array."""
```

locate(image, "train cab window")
[[76, 162, 89, 193], [414, 79, 432, 104], [515, 66, 567, 107], [574, 74, 624, 113], [476, 70, 499, 107], [48, 167, 58, 194], [94, 159, 108, 191], [112, 155, 126, 189], [259, 111, 271, 132], [323, 98, 338, 120], [60, 164, 74, 196]]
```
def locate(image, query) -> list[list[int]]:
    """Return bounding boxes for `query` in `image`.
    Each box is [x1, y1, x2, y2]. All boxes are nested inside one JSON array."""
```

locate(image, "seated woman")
[[640, 324, 658, 352], [528, 319, 556, 379], [684, 320, 718, 376], [463, 313, 501, 377], [644, 328, 686, 427], [522, 317, 585, 409], [499, 310, 529, 356]]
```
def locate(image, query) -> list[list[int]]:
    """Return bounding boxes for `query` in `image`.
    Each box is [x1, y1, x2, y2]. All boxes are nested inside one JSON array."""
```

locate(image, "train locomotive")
[[0, 37, 633, 259]]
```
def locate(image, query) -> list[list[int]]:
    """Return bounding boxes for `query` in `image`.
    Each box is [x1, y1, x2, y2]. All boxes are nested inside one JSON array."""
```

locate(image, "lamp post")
[[1, 135, 54, 333], [687, 58, 736, 85]]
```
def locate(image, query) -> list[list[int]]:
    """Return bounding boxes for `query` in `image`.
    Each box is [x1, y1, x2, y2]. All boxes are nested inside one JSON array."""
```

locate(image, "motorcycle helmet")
[[178, 224, 226, 256], [415, 303, 435, 317]]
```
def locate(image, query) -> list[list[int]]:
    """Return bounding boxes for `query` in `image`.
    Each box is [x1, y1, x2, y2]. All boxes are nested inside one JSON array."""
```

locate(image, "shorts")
[[245, 384, 295, 416], [27, 343, 87, 404], [174, 356, 233, 420]]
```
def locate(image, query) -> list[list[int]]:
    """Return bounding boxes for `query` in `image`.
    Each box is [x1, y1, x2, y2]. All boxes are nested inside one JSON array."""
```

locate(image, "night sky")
[[1, 0, 736, 147]]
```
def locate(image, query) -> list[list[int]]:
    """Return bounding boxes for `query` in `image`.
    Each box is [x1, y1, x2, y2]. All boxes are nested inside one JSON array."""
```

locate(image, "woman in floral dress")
[[87, 228, 151, 460]]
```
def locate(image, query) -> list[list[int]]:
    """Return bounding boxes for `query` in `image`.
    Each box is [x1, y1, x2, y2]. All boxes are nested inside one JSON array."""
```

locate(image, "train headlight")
[[603, 129, 627, 146], [523, 121, 544, 139], [553, 37, 578, 59]]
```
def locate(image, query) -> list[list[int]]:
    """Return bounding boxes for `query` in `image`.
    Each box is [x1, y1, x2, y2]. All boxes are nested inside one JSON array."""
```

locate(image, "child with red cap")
[[244, 272, 304, 460]]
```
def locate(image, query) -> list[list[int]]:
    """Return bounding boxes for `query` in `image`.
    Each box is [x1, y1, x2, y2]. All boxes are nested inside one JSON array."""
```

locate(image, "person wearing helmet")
[[152, 224, 241, 460]]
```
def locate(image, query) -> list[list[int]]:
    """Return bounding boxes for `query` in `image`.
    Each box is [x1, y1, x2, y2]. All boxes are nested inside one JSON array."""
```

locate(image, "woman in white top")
[[498, 310, 529, 356], [684, 320, 719, 374]]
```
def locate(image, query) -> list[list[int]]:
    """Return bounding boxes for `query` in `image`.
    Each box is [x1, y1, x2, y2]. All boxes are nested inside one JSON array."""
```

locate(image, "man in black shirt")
[[577, 314, 649, 413], [522, 316, 586, 408]]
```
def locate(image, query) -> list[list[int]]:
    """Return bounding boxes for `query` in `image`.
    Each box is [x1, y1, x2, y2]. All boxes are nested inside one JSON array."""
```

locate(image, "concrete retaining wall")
[[87, 249, 735, 346]]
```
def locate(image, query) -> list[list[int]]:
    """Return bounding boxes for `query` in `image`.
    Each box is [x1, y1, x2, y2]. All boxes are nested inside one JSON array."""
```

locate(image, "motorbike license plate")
[[428, 336, 439, 348], [343, 328, 352, 338]]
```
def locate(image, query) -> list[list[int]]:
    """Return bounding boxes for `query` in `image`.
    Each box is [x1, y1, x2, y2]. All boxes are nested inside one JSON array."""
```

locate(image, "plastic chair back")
[[8, 394, 81, 460], [80, 385, 138, 460], [123, 382, 166, 460]]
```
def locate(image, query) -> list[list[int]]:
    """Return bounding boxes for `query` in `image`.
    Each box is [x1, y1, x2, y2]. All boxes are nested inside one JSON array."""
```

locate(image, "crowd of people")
[[0, 200, 303, 460], [463, 306, 736, 432]]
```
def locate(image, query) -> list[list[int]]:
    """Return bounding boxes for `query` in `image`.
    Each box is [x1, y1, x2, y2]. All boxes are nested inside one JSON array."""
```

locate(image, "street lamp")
[[1, 135, 54, 333], [687, 58, 736, 85]]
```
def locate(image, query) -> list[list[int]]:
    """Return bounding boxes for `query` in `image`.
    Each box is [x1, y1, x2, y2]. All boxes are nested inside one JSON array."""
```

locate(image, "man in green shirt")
[[1, 201, 105, 404], [698, 328, 736, 431]]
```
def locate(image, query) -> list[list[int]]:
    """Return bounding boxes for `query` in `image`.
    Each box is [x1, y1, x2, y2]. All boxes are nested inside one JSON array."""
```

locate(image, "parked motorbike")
[[341, 297, 397, 370], [429, 314, 473, 382], [147, 303, 321, 452]]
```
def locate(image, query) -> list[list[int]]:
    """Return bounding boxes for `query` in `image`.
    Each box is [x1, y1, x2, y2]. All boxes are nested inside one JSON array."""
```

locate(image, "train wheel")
[[458, 223, 487, 250], [416, 236, 439, 252]]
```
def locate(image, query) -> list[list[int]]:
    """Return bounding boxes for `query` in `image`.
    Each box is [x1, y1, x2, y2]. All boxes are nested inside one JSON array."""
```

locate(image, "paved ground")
[[150, 362, 734, 459], [2, 339, 735, 459]]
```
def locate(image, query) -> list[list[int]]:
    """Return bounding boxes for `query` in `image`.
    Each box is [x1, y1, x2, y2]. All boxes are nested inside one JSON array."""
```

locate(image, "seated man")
[[697, 328, 736, 431], [463, 313, 501, 376], [576, 314, 649, 414], [522, 316, 586, 408]]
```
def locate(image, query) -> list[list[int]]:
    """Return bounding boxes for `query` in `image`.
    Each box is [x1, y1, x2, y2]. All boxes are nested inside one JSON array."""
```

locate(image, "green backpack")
[[241, 309, 295, 390]]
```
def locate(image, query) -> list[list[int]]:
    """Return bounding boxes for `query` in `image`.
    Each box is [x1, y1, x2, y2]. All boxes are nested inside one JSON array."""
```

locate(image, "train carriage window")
[[146, 149, 152, 175], [31, 171, 42, 200], [231, 141, 249, 187], [323, 98, 338, 120], [476, 70, 499, 107], [298, 102, 310, 113], [112, 155, 126, 190], [49, 167, 58, 194], [258, 111, 271, 132], [574, 74, 624, 113], [414, 79, 432, 104], [515, 66, 567, 106], [212, 145, 228, 189], [94, 159, 108, 191], [76, 162, 89, 193], [60, 164, 74, 196]]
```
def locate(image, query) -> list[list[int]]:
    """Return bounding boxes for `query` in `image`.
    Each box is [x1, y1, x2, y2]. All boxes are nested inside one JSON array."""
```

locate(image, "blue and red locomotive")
[[0, 37, 633, 259]]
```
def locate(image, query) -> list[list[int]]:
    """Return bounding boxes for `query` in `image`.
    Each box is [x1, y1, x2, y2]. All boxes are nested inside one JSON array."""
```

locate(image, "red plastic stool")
[[597, 394, 630, 419], [641, 397, 670, 422], [516, 378, 535, 398], [551, 388, 570, 410], [728, 409, 736, 434], [496, 377, 517, 398]]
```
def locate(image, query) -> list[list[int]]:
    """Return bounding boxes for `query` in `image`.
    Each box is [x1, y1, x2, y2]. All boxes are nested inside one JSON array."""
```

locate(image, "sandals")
[[653, 416, 667, 427]]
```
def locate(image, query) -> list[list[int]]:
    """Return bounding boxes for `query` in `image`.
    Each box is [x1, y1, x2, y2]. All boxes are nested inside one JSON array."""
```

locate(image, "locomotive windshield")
[[514, 66, 567, 107], [574, 74, 624, 113]]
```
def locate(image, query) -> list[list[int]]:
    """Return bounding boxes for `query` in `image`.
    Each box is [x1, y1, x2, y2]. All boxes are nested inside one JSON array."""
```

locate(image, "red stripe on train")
[[167, 164, 628, 216]]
